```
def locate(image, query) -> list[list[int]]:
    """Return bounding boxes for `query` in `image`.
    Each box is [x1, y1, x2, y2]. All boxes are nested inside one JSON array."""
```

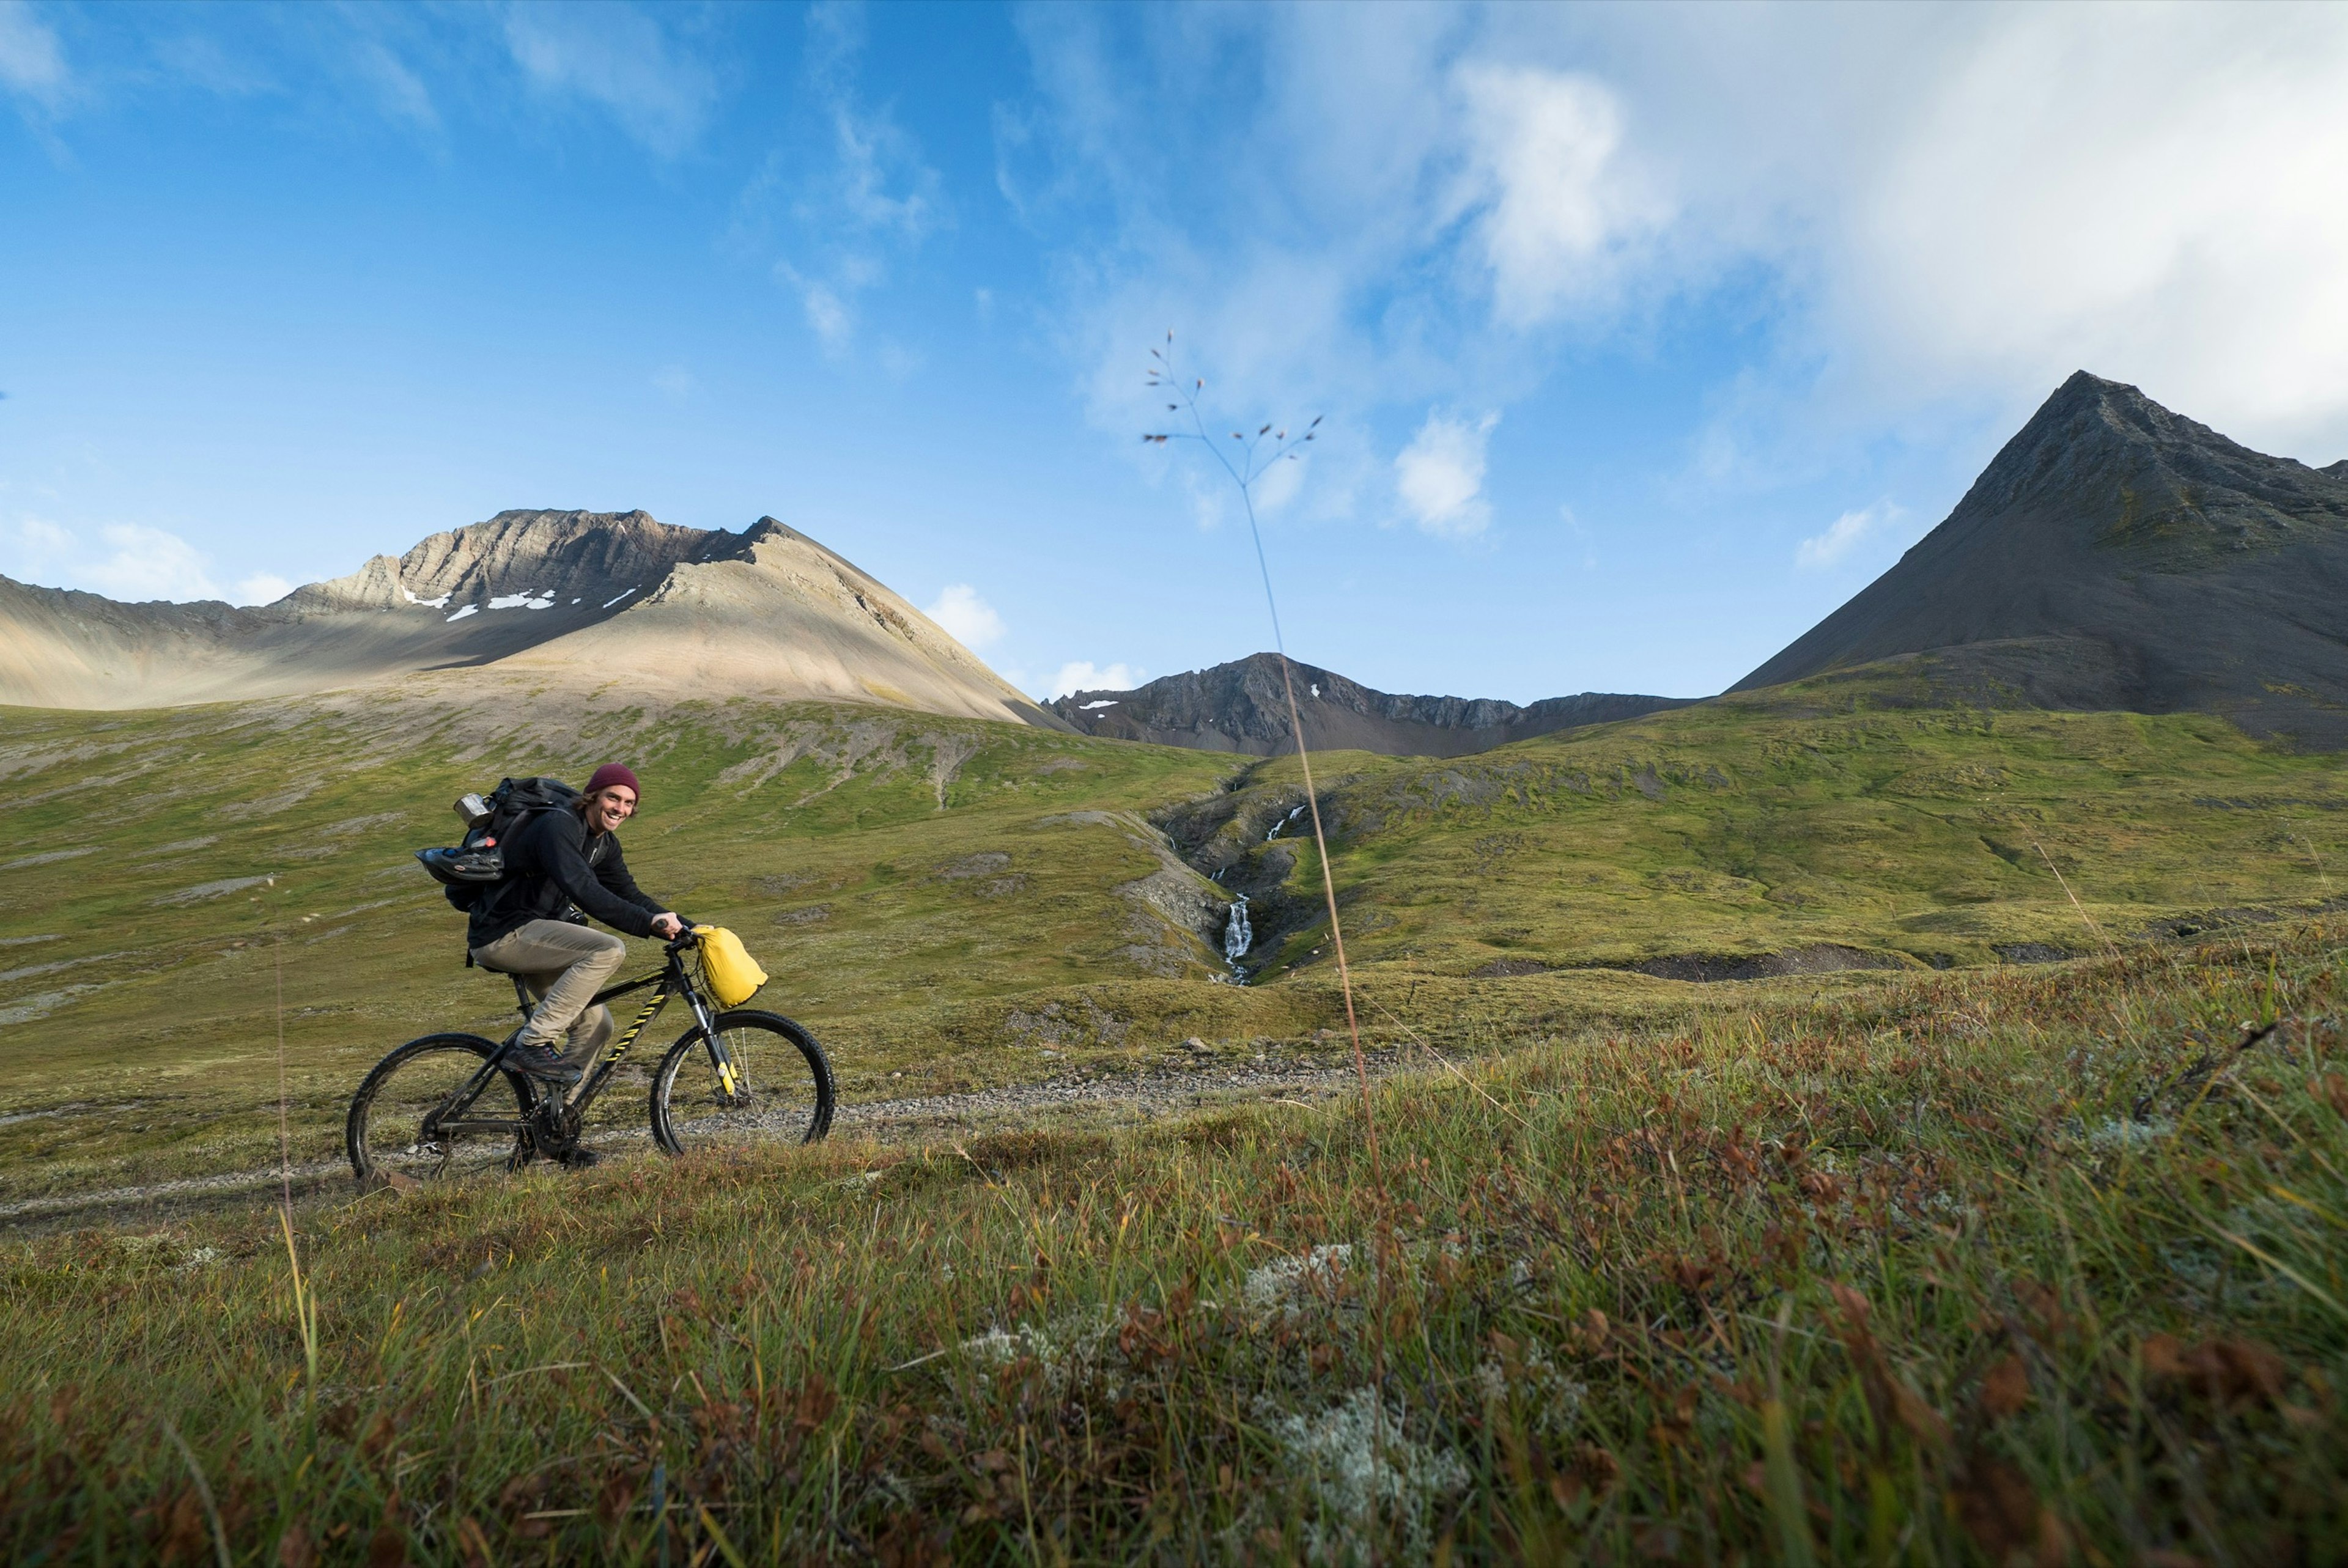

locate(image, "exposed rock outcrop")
[[1, 509, 1060, 727]]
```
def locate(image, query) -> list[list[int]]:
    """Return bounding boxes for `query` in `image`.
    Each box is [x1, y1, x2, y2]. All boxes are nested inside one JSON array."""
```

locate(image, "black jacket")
[[464, 806, 665, 951]]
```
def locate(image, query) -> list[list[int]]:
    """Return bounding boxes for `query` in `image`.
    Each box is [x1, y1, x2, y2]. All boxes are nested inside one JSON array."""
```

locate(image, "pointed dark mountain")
[[1736, 372, 2348, 746], [1047, 653, 1688, 758]]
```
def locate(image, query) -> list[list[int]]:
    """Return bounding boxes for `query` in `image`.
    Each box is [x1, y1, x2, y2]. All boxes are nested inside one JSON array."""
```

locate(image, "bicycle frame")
[[559, 947, 725, 1109], [426, 940, 731, 1141]]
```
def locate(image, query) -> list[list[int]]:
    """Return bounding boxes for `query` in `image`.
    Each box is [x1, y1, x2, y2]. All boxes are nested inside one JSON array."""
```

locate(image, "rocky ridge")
[[0, 510, 1059, 727], [1048, 653, 1686, 759]]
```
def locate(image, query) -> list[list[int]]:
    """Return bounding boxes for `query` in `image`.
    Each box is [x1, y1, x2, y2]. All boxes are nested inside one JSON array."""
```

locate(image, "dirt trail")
[[0, 1051, 1402, 1229]]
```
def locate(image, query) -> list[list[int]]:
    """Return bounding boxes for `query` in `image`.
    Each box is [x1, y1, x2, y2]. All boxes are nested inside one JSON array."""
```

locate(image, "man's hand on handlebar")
[[651, 912, 685, 940]]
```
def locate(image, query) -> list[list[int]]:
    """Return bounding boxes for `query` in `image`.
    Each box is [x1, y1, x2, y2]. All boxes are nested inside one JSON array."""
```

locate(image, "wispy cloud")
[[9, 517, 215, 602], [150, 31, 275, 98], [924, 583, 1005, 650], [0, 1, 69, 112], [777, 265, 854, 357], [331, 12, 441, 133], [1395, 412, 1499, 539], [752, 1, 945, 358], [1046, 660, 1142, 700], [1796, 500, 1906, 571], [500, 2, 717, 158], [83, 523, 216, 601], [651, 364, 694, 402], [5, 514, 301, 605]]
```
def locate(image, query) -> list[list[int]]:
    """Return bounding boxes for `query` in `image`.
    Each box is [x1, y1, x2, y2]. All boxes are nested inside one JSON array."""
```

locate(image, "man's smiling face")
[[584, 785, 637, 834]]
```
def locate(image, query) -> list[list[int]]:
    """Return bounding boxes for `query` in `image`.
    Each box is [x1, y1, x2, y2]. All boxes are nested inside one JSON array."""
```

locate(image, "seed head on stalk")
[[1140, 334, 1392, 1551]]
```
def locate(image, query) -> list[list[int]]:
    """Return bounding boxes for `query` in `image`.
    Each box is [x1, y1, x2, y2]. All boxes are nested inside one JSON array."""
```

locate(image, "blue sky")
[[5, 2, 2346, 703]]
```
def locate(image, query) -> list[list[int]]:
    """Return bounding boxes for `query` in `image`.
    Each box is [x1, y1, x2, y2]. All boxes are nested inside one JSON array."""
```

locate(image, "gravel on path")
[[0, 1049, 1408, 1228]]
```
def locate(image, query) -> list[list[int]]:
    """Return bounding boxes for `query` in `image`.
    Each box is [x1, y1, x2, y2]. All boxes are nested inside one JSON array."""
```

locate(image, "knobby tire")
[[346, 1032, 540, 1187], [650, 1009, 834, 1156]]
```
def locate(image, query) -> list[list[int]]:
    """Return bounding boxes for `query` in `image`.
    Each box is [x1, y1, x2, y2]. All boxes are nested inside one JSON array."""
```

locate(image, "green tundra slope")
[[2, 664, 2342, 1201], [1216, 660, 2348, 981]]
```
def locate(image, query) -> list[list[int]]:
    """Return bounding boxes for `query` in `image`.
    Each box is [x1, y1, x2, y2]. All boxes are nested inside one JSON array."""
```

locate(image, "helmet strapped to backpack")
[[416, 776, 579, 894]]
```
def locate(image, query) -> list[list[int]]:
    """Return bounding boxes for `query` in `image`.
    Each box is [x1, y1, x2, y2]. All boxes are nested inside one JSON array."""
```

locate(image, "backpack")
[[415, 777, 579, 907]]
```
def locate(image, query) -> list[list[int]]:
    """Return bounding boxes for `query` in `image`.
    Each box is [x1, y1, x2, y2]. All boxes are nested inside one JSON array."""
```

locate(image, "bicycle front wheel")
[[650, 1010, 835, 1155], [347, 1032, 537, 1187]]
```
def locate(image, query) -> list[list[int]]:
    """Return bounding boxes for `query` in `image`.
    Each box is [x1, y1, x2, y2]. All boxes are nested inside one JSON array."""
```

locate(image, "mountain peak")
[[1, 508, 1051, 723], [1049, 653, 1685, 757], [1736, 372, 2348, 746]]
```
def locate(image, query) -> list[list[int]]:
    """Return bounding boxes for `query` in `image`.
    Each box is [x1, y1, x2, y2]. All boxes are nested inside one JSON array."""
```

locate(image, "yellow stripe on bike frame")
[[602, 995, 665, 1064]]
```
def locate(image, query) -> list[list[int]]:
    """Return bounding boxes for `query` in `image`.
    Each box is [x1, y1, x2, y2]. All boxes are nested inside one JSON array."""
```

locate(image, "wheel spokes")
[[656, 1017, 830, 1154], [362, 1042, 528, 1183]]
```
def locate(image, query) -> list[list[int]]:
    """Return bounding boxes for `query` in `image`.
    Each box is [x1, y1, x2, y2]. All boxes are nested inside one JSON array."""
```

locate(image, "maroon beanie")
[[585, 764, 641, 799]]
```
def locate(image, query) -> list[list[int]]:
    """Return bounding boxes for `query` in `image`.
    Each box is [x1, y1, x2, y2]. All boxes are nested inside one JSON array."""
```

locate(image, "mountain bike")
[[345, 930, 835, 1187]]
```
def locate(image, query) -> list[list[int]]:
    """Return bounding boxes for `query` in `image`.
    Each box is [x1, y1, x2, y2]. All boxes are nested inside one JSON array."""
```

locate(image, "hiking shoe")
[[503, 1036, 582, 1085], [556, 1145, 601, 1170]]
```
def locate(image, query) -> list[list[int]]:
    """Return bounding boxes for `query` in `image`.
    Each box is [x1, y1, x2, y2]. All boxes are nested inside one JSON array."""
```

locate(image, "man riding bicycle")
[[463, 764, 684, 1087]]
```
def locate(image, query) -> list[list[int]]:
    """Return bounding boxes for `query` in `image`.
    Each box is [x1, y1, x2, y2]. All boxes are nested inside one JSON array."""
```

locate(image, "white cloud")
[[1822, 6, 2348, 451], [12, 513, 73, 562], [652, 364, 694, 401], [1395, 411, 1499, 539], [1013, 17, 1677, 546], [1452, 64, 1667, 325], [1046, 661, 1143, 700], [0, 1, 67, 107], [349, 37, 437, 131], [1016, 4, 2348, 543], [781, 267, 853, 355], [827, 102, 937, 243], [0, 516, 306, 605], [234, 572, 294, 606], [924, 583, 1005, 649], [501, 2, 716, 158], [85, 525, 219, 602], [749, 2, 944, 357], [1796, 501, 1905, 571], [61, 524, 218, 602]]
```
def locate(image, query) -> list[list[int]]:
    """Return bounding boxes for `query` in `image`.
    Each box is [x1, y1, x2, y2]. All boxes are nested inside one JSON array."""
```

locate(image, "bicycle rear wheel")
[[347, 1032, 538, 1187], [650, 1010, 834, 1155]]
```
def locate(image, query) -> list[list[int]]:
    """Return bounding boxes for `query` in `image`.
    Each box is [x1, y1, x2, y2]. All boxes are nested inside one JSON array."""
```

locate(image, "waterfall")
[[1266, 804, 1305, 842], [1222, 895, 1252, 966]]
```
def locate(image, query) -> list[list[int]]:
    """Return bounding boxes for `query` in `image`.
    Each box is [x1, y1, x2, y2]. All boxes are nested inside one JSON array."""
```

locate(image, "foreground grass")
[[6, 923, 2345, 1562]]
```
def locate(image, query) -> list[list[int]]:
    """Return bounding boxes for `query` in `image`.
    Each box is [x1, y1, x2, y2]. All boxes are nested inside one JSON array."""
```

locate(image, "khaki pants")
[[471, 920, 629, 1062]]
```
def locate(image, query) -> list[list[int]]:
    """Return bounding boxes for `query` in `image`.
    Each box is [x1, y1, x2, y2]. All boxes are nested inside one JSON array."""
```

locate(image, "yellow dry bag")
[[692, 925, 769, 1007]]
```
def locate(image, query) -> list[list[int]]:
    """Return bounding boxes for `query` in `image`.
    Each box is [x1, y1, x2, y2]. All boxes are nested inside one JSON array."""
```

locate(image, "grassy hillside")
[[0, 690, 1248, 1200], [2, 918, 2342, 1561], [2, 672, 2343, 1204], [1236, 675, 2348, 979]]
